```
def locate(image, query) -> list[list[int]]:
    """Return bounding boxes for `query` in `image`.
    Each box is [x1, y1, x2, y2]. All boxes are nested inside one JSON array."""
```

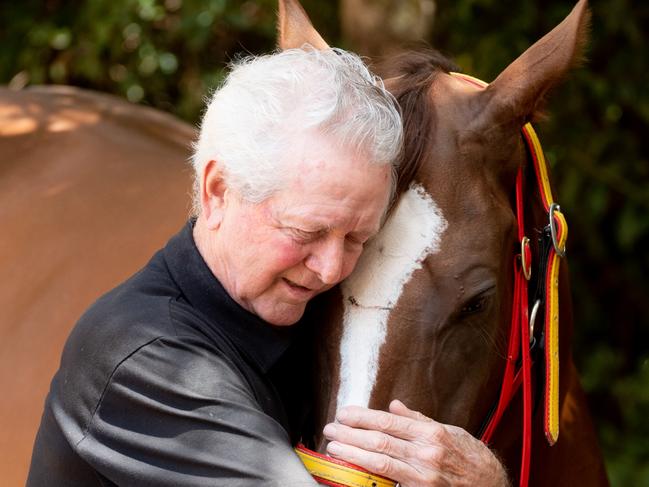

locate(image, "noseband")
[[295, 73, 568, 487], [295, 444, 397, 487]]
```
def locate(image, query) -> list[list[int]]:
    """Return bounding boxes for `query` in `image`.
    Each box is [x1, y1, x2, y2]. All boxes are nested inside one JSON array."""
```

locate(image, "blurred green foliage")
[[1, 1, 647, 485], [0, 0, 337, 120]]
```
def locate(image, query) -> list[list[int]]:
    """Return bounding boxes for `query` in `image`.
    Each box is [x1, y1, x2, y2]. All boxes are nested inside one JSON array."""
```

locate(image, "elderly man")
[[28, 47, 507, 486]]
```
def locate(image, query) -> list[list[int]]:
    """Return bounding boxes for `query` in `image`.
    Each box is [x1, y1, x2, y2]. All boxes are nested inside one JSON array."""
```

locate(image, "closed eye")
[[288, 227, 324, 243], [461, 296, 487, 315], [345, 235, 367, 247], [459, 288, 495, 316]]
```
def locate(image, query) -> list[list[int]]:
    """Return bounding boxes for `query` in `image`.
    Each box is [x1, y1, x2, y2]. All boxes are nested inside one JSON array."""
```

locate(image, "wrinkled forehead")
[[270, 157, 392, 230]]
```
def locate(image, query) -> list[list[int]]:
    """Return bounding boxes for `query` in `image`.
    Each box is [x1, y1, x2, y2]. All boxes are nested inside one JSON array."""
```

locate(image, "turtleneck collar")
[[163, 220, 300, 373]]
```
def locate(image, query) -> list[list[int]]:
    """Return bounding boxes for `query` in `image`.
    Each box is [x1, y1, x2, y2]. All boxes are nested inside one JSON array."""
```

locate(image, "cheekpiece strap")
[[522, 124, 565, 445]]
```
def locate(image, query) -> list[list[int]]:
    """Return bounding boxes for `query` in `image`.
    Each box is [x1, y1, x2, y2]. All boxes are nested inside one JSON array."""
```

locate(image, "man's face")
[[201, 134, 392, 326]]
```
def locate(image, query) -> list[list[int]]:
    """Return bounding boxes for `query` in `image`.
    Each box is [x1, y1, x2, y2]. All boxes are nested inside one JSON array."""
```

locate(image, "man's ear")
[[200, 160, 229, 230], [277, 0, 329, 50]]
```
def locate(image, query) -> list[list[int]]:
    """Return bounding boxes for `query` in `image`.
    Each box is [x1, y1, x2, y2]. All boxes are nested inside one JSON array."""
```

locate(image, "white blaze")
[[336, 183, 447, 411]]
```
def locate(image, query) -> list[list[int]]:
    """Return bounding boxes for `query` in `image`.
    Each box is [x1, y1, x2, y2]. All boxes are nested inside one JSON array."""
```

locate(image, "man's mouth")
[[283, 278, 313, 292]]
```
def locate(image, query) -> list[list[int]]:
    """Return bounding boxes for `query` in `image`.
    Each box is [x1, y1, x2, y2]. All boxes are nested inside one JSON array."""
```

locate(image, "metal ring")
[[549, 203, 566, 258], [520, 236, 531, 281], [529, 299, 541, 343]]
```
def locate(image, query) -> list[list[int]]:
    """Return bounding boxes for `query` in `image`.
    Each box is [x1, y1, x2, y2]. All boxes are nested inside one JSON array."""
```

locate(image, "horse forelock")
[[380, 49, 460, 203]]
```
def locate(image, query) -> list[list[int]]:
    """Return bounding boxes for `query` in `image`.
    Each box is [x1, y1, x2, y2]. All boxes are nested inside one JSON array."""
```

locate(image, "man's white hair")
[[191, 47, 403, 214]]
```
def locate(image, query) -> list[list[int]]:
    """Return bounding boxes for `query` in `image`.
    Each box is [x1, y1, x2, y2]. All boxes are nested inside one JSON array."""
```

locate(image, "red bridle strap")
[[479, 168, 533, 486]]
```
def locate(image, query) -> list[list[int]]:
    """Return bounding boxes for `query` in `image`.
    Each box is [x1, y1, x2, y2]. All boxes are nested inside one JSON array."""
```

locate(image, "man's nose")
[[306, 236, 345, 285]]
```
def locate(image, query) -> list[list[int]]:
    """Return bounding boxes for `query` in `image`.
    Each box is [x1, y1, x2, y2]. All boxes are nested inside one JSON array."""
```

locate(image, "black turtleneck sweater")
[[27, 222, 318, 486]]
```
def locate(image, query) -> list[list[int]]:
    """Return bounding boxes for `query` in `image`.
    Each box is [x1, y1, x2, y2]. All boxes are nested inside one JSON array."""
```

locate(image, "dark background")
[[1, 1, 647, 484]]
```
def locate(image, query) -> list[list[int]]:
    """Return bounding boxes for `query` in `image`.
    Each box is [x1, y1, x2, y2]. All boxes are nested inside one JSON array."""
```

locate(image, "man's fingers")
[[323, 422, 416, 461], [325, 440, 419, 483], [389, 399, 434, 423], [324, 422, 453, 476], [336, 404, 442, 443]]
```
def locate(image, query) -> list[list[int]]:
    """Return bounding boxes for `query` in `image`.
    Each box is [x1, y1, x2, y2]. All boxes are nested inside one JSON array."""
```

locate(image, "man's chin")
[[258, 302, 307, 327]]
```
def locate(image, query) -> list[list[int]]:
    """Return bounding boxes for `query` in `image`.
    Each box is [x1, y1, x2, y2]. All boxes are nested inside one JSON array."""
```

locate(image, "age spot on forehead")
[[336, 182, 448, 411]]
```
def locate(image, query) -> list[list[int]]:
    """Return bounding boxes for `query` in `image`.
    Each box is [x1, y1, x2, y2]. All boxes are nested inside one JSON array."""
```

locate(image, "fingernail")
[[327, 441, 341, 455], [323, 423, 337, 438]]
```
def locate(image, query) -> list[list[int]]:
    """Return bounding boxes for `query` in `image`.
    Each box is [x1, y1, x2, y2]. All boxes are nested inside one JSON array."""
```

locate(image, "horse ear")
[[478, 0, 590, 125], [277, 0, 329, 50]]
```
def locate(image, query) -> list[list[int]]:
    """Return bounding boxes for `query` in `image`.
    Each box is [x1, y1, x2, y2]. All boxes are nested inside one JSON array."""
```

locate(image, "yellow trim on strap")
[[555, 211, 568, 251], [295, 448, 397, 487], [523, 123, 565, 446], [545, 210, 567, 445], [522, 124, 554, 208], [545, 250, 561, 445]]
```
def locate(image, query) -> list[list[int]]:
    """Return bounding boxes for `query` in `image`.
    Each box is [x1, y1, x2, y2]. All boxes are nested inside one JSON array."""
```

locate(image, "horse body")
[[0, 86, 193, 486]]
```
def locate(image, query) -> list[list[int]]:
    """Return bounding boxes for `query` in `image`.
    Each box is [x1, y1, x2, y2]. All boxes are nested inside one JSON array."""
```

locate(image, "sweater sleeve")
[[74, 335, 317, 487]]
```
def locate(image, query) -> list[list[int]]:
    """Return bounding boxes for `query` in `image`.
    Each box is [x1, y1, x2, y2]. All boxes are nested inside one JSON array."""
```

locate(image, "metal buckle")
[[548, 203, 566, 258], [520, 236, 532, 281], [529, 299, 541, 344]]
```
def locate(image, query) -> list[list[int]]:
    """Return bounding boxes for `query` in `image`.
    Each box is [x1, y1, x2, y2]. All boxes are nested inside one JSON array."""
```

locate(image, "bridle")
[[295, 72, 568, 487], [453, 72, 568, 487]]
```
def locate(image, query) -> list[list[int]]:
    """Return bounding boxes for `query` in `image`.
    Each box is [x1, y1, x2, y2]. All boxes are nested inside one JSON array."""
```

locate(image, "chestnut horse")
[[278, 0, 608, 485], [0, 86, 193, 485]]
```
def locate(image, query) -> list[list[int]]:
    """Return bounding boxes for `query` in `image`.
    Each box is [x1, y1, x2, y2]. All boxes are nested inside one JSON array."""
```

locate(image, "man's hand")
[[322, 399, 510, 487]]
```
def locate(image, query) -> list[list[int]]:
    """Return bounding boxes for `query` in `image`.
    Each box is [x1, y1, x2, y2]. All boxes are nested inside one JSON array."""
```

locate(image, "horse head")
[[279, 2, 605, 484], [325, 0, 589, 425]]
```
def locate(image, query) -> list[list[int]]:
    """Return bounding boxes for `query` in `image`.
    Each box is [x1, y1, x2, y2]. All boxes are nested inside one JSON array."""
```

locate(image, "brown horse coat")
[[0, 86, 193, 485]]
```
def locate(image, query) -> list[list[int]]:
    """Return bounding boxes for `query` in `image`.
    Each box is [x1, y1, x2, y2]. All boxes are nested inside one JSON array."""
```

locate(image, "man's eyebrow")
[[277, 215, 330, 232]]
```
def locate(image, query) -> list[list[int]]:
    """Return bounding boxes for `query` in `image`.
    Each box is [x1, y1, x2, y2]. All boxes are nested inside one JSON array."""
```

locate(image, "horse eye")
[[460, 295, 487, 315]]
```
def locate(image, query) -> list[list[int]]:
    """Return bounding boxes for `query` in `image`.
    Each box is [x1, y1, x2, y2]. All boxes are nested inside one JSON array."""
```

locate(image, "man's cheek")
[[275, 241, 308, 268]]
